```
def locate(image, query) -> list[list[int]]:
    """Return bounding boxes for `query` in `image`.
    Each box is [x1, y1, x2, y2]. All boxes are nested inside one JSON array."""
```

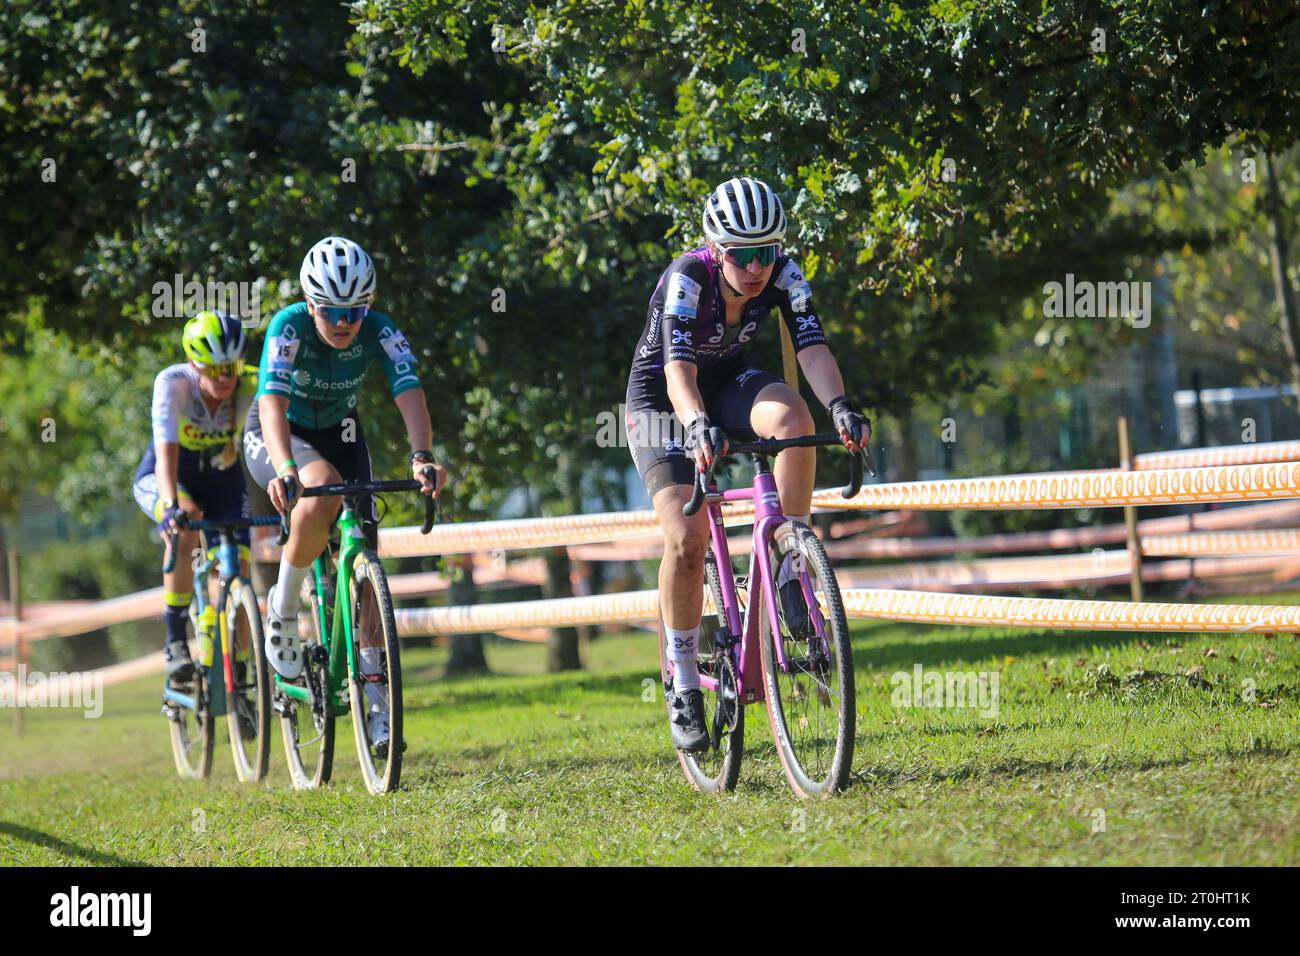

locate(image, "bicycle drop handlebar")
[[683, 433, 876, 518], [160, 514, 284, 574], [276, 465, 442, 546]]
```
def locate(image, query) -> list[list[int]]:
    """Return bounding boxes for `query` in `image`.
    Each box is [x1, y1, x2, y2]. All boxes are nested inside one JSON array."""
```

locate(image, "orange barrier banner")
[[838, 552, 1294, 592], [0, 588, 163, 644], [569, 501, 1300, 563], [393, 585, 1300, 636], [841, 588, 1300, 632], [1134, 440, 1300, 471], [816, 461, 1300, 511], [395, 589, 661, 636], [1143, 528, 1300, 557], [246, 466, 1300, 564], [377, 504, 756, 558], [825, 500, 1300, 560]]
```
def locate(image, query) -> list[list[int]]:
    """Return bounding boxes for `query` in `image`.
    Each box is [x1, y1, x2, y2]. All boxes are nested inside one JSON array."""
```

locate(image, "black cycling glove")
[[685, 414, 729, 471], [828, 396, 871, 452]]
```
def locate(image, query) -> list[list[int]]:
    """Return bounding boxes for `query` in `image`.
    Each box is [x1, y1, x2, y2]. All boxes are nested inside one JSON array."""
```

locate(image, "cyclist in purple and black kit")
[[626, 177, 871, 753]]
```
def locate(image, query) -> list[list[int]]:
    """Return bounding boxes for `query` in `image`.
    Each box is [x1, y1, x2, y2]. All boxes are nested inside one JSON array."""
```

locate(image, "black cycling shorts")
[[624, 358, 784, 499], [242, 400, 378, 548], [132, 447, 251, 547]]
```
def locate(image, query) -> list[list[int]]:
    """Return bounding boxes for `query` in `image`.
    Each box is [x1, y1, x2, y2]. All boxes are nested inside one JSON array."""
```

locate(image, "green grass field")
[[2, 603, 1298, 866]]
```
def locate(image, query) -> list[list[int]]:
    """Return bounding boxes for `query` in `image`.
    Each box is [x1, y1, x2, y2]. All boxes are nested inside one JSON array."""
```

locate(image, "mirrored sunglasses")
[[198, 362, 240, 379], [722, 244, 779, 268], [316, 304, 369, 324]]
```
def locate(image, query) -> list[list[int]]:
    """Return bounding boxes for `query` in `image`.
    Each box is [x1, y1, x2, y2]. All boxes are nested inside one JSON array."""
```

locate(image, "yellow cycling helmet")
[[182, 311, 248, 366]]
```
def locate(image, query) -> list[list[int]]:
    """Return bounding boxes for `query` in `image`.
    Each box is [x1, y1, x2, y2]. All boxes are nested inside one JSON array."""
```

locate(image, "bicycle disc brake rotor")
[[709, 651, 740, 746]]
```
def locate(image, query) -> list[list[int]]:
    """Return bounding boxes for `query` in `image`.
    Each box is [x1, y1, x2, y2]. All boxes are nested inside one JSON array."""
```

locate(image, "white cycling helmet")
[[702, 177, 787, 246], [299, 236, 376, 306]]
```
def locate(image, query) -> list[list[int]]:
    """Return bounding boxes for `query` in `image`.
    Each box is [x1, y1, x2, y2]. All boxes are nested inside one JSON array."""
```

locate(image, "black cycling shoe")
[[779, 577, 812, 640], [164, 641, 196, 686], [667, 688, 710, 754]]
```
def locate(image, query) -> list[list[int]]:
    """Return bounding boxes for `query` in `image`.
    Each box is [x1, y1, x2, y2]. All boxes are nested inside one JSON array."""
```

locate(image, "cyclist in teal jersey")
[[242, 236, 445, 750]]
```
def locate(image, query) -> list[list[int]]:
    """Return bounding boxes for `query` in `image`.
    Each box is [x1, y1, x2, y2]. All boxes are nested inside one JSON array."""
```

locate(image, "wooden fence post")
[[1118, 417, 1144, 602], [9, 548, 22, 735]]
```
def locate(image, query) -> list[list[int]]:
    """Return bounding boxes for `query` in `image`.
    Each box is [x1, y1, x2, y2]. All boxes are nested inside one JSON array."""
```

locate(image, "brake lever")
[[160, 512, 192, 573], [277, 475, 298, 546], [420, 465, 442, 534], [683, 459, 717, 517], [861, 443, 877, 479], [161, 530, 178, 574]]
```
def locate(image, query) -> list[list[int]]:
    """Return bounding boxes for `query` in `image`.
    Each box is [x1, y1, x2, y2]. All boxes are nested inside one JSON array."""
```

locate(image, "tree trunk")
[[1265, 153, 1300, 405], [544, 547, 582, 672], [894, 406, 919, 482], [445, 554, 489, 676], [0, 527, 9, 614]]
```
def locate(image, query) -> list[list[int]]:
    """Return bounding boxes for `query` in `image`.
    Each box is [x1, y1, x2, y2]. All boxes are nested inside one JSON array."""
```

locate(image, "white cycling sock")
[[360, 646, 387, 713], [272, 561, 309, 619], [666, 624, 701, 692], [778, 515, 810, 588]]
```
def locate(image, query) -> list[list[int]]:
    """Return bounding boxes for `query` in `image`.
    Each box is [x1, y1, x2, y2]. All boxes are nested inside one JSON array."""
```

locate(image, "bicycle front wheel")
[[167, 596, 214, 780], [222, 576, 271, 783], [758, 520, 855, 798], [278, 567, 335, 790], [658, 548, 743, 793], [348, 549, 403, 794]]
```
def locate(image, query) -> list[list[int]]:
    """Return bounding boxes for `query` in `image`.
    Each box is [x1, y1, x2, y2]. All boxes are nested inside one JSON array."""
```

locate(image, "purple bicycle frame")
[[692, 470, 829, 705]]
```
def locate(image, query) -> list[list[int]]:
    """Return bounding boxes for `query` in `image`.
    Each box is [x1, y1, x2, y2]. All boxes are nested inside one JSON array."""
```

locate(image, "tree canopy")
[[3, 0, 1300, 522]]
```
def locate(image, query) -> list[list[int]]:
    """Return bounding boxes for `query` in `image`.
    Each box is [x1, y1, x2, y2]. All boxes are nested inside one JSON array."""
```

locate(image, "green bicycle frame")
[[274, 502, 367, 718]]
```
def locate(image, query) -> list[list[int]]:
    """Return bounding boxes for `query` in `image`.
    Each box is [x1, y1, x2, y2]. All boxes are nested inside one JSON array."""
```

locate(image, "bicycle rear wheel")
[[348, 549, 403, 794], [658, 548, 743, 793], [278, 567, 335, 789], [759, 521, 855, 798], [167, 596, 214, 780], [222, 576, 271, 783]]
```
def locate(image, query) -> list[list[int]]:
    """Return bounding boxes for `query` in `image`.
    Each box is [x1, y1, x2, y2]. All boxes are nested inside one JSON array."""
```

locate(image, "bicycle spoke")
[[763, 522, 855, 797]]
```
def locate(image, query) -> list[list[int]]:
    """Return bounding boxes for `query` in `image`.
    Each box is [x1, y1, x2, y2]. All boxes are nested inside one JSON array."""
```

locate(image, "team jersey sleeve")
[[256, 310, 304, 400], [257, 310, 301, 400], [369, 315, 422, 397], [151, 368, 182, 448], [660, 258, 710, 367], [773, 258, 827, 353]]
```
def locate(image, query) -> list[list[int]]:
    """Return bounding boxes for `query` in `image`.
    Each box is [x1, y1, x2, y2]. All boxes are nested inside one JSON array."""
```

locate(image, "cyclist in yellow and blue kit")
[[133, 311, 256, 685]]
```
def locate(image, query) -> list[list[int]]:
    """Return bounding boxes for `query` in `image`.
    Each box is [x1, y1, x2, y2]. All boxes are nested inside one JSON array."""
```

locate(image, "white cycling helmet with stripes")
[[702, 177, 787, 246], [299, 235, 376, 306]]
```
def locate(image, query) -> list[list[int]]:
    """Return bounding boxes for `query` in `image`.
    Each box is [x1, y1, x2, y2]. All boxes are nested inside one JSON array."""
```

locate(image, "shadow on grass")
[[0, 821, 148, 866], [849, 746, 1295, 792], [850, 628, 1160, 672], [398, 747, 686, 788], [405, 670, 654, 713]]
